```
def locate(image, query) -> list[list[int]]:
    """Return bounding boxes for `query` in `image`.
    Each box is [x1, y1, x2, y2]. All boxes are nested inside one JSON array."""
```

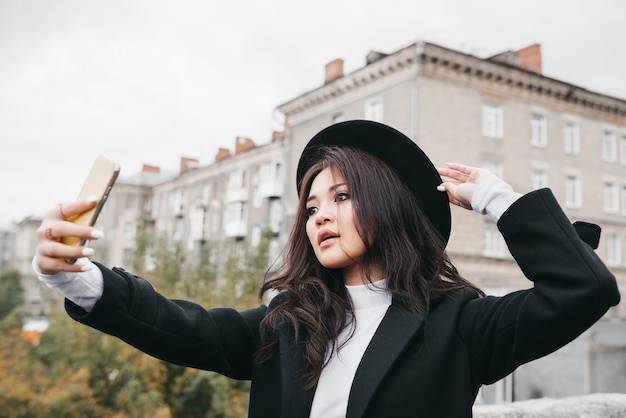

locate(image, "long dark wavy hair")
[[255, 145, 482, 388]]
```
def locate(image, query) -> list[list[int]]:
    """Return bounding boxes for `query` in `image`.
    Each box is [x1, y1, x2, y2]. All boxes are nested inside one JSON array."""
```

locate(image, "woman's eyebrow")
[[307, 183, 347, 202]]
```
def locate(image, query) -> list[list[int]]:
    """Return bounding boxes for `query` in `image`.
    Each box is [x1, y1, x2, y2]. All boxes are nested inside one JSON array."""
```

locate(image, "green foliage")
[[0, 269, 23, 319], [0, 224, 275, 417]]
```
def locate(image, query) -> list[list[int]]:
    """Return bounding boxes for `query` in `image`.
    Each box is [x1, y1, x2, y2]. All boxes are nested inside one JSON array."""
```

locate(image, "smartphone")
[[61, 155, 120, 261]]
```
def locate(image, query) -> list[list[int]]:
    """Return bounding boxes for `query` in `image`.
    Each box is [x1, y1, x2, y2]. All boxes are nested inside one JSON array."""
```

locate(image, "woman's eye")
[[306, 206, 318, 216], [336, 192, 350, 202]]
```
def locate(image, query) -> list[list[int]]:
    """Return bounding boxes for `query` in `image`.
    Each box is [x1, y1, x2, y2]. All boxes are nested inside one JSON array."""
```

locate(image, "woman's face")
[[305, 167, 368, 285]]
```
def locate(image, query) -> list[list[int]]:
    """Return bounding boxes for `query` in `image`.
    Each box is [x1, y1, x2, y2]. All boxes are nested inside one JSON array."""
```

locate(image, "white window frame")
[[170, 188, 185, 215], [530, 113, 548, 148], [531, 169, 548, 190], [269, 198, 282, 233], [602, 130, 617, 162], [123, 221, 136, 239], [226, 202, 247, 223], [481, 102, 503, 139], [228, 169, 247, 189], [603, 182, 619, 214], [483, 221, 505, 258], [365, 97, 383, 122], [565, 174, 582, 209], [606, 233, 621, 267], [564, 122, 580, 155], [621, 186, 626, 216]]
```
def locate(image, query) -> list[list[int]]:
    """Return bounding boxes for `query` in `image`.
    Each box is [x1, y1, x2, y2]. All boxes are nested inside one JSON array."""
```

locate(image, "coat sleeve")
[[65, 264, 266, 380], [457, 188, 620, 385]]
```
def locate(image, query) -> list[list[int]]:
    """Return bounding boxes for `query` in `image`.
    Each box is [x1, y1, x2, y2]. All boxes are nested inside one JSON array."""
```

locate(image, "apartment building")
[[278, 41, 626, 304], [97, 133, 288, 270]]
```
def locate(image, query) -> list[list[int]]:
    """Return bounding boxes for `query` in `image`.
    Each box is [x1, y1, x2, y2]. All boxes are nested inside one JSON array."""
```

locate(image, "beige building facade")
[[278, 41, 626, 313], [97, 134, 289, 271]]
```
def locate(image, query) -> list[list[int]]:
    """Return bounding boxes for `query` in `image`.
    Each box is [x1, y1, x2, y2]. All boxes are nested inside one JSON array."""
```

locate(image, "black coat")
[[66, 189, 620, 417]]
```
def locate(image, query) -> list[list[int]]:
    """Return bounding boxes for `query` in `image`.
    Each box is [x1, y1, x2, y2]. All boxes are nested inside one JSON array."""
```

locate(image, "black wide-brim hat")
[[296, 120, 451, 244]]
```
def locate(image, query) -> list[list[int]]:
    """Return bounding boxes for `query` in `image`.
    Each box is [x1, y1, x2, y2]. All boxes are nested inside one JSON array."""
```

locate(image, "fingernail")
[[82, 247, 95, 256], [91, 230, 105, 239], [86, 195, 98, 203], [437, 185, 446, 192], [81, 263, 94, 272]]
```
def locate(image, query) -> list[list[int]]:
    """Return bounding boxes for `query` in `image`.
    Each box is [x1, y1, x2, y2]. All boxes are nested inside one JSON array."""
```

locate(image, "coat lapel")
[[346, 303, 426, 418]]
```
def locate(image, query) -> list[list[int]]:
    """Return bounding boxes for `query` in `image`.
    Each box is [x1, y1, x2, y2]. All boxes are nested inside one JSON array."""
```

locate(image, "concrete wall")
[[474, 393, 626, 417]]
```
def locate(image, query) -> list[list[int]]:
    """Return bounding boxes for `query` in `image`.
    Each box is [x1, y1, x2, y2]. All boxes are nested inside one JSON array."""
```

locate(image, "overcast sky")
[[1, 0, 625, 225]]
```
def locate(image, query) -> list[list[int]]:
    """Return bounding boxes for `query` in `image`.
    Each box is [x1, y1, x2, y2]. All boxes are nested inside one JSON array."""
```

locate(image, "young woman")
[[35, 120, 619, 417]]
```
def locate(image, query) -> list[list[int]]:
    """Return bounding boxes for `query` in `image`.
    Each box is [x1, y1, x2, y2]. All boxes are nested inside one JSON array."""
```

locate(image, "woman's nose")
[[315, 203, 334, 226]]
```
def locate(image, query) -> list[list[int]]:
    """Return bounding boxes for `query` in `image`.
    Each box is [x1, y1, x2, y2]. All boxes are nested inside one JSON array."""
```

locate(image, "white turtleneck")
[[309, 279, 392, 418]]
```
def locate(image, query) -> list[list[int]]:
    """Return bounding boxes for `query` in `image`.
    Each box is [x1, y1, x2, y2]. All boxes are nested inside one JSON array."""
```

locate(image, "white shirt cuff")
[[32, 257, 104, 312], [471, 176, 522, 221]]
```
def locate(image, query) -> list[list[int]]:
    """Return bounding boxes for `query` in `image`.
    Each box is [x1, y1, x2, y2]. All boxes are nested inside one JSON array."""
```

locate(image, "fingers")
[[35, 197, 103, 275], [37, 220, 103, 242], [444, 162, 475, 174], [56, 196, 99, 221], [437, 163, 476, 183], [36, 242, 95, 274]]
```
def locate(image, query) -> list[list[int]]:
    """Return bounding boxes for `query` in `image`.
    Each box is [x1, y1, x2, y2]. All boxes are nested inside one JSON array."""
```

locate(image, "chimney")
[[180, 157, 199, 174], [215, 147, 231, 162], [488, 43, 542, 74], [142, 164, 160, 174], [235, 136, 256, 154], [325, 58, 344, 84], [515, 43, 542, 74]]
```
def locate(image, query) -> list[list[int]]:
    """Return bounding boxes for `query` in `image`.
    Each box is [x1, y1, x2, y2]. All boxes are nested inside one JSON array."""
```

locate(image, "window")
[[226, 202, 247, 223], [251, 226, 261, 247], [125, 196, 138, 210], [170, 188, 185, 215], [531, 169, 548, 190], [483, 221, 505, 257], [530, 113, 547, 147], [365, 97, 383, 122], [620, 135, 626, 165], [228, 170, 247, 189], [189, 207, 205, 242], [603, 182, 619, 213], [269, 238, 281, 267], [269, 198, 282, 233], [622, 186, 626, 215], [602, 131, 617, 161], [260, 161, 282, 183], [564, 122, 580, 155], [565, 175, 582, 208], [481, 102, 503, 139], [123, 221, 136, 239], [606, 234, 621, 266]]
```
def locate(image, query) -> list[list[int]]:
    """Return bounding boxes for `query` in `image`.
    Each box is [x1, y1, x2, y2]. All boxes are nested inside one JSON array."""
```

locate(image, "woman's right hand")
[[35, 198, 104, 275]]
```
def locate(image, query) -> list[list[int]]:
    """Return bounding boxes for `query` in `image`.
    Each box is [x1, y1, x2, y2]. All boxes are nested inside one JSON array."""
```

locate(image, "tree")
[[0, 224, 276, 416], [0, 269, 23, 319]]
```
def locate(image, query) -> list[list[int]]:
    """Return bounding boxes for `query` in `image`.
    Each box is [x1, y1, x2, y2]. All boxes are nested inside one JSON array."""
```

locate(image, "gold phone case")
[[61, 155, 120, 258]]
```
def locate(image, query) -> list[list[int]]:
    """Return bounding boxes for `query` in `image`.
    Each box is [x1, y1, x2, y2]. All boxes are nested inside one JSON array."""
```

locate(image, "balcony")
[[258, 179, 283, 199], [225, 219, 247, 238], [227, 187, 248, 202]]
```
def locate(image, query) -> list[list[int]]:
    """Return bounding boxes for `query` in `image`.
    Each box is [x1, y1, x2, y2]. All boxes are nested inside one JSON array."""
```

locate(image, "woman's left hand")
[[436, 163, 496, 210]]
